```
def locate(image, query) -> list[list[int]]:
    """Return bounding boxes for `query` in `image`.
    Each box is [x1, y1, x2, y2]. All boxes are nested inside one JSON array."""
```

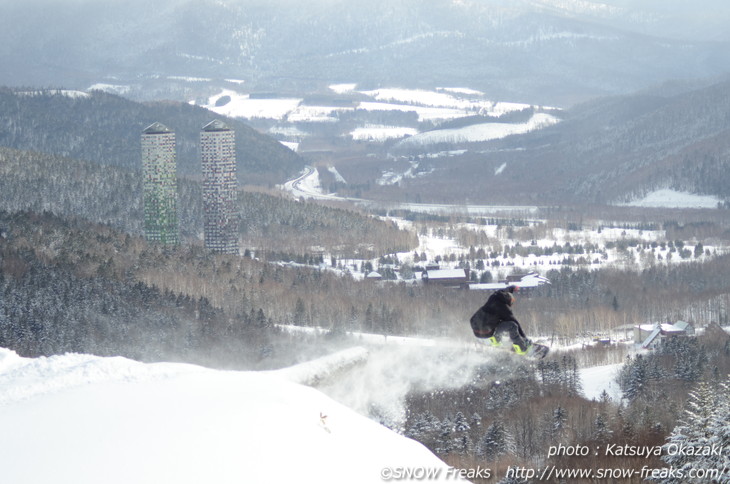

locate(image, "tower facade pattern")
[[141, 122, 179, 245], [200, 120, 239, 254]]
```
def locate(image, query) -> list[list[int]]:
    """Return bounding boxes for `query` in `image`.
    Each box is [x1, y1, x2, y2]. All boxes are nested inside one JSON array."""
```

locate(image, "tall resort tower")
[[200, 120, 239, 254], [141, 122, 179, 245]]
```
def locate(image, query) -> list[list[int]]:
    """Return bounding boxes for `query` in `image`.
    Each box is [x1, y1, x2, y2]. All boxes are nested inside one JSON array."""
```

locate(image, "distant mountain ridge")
[[0, 88, 304, 185], [338, 77, 729, 206], [2, 0, 730, 105], [2, 78, 729, 207], [413, 78, 730, 205]]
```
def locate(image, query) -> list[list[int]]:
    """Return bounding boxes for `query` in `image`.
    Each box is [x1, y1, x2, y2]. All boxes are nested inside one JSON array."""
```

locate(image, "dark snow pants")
[[493, 321, 529, 351]]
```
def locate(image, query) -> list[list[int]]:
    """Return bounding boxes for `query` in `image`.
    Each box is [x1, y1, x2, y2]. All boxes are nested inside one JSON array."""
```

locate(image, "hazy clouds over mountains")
[[2, 0, 730, 105]]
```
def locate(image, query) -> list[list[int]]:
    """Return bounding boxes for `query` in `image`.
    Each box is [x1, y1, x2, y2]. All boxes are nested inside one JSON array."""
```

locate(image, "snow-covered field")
[[351, 125, 419, 142], [404, 218, 724, 278], [202, 89, 303, 120], [395, 112, 560, 147], [580, 363, 623, 401], [199, 85, 545, 125], [194, 84, 560, 152], [280, 167, 726, 281], [0, 348, 465, 484], [620, 189, 721, 209]]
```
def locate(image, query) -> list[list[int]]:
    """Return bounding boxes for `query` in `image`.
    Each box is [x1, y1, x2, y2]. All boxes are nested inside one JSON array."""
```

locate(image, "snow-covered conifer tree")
[[453, 412, 470, 433], [476, 421, 509, 460], [703, 378, 729, 480], [660, 381, 719, 483]]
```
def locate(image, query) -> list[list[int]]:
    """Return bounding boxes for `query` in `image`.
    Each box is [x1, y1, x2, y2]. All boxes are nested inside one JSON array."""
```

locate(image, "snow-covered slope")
[[619, 189, 721, 209], [580, 363, 623, 401], [0, 348, 463, 484], [396, 112, 560, 147]]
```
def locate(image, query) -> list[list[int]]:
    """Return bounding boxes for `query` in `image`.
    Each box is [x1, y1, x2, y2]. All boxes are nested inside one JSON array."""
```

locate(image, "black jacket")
[[470, 288, 525, 338]]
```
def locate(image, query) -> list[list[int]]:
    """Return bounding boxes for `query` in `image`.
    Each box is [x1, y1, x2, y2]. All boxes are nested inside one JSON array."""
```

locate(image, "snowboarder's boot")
[[512, 338, 532, 355], [513, 343, 529, 355], [488, 336, 502, 348], [513, 340, 549, 359]]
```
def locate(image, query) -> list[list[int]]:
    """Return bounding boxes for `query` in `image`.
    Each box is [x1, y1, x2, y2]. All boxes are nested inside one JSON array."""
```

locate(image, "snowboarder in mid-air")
[[470, 285, 547, 358]]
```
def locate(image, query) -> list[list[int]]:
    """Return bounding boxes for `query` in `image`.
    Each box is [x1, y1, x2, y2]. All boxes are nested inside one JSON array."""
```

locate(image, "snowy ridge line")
[[0, 348, 202, 406], [271, 346, 369, 386], [0, 344, 370, 404]]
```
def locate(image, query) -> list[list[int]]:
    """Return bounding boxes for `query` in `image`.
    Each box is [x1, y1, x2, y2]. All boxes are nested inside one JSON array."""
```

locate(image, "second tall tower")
[[201, 120, 239, 254]]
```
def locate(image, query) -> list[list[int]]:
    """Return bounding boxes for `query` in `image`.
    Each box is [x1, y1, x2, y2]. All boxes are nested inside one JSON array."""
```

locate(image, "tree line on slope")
[[402, 330, 729, 483], [0, 147, 416, 257], [3, 204, 730, 359], [0, 210, 440, 363], [0, 210, 386, 369], [0, 212, 305, 368]]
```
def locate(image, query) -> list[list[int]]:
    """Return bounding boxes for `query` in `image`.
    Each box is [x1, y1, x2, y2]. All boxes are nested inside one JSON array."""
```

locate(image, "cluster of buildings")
[[141, 120, 239, 254], [416, 269, 551, 291]]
